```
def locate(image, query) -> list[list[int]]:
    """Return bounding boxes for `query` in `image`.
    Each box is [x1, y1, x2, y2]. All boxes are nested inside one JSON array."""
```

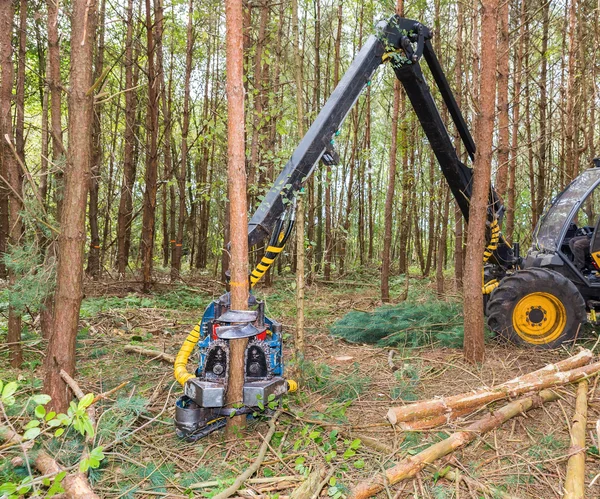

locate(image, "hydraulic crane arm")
[[246, 15, 515, 282]]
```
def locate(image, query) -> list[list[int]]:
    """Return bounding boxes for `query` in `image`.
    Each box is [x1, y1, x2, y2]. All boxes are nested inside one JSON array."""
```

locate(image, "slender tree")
[[224, 0, 248, 437], [43, 0, 97, 411], [116, 0, 138, 277], [463, 0, 498, 364], [140, 0, 159, 293]]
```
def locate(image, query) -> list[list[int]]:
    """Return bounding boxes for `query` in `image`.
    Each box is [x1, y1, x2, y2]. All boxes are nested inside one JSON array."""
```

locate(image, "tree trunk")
[[494, 0, 509, 198], [0, 1, 22, 367], [116, 0, 138, 277], [86, 0, 105, 279], [224, 0, 248, 437], [463, 0, 498, 364], [43, 0, 97, 412], [140, 0, 159, 293], [171, 0, 193, 280], [47, 0, 64, 222]]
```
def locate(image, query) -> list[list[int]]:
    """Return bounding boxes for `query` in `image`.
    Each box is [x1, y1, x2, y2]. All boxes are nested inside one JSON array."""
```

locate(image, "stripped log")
[[0, 424, 99, 499], [397, 407, 475, 431], [564, 380, 589, 499], [123, 344, 176, 363], [351, 390, 559, 499], [387, 351, 596, 425]]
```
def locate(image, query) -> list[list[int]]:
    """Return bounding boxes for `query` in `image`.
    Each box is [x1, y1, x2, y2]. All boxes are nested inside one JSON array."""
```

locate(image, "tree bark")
[[43, 0, 97, 413], [494, 0, 509, 198], [86, 0, 105, 279], [140, 0, 159, 293], [564, 379, 588, 499], [387, 350, 595, 424], [0, 0, 23, 367], [463, 0, 498, 364], [116, 0, 139, 277], [48, 0, 64, 221], [224, 0, 249, 437], [171, 0, 193, 280]]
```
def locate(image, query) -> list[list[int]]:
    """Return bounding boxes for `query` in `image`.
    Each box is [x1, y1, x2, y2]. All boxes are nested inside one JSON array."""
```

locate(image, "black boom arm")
[[246, 15, 514, 279]]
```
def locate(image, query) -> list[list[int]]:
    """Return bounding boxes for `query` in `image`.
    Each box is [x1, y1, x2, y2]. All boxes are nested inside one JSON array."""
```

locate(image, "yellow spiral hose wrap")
[[174, 322, 201, 386]]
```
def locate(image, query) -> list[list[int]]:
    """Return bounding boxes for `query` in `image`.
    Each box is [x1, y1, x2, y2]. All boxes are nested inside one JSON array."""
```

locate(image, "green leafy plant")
[[0, 380, 105, 498]]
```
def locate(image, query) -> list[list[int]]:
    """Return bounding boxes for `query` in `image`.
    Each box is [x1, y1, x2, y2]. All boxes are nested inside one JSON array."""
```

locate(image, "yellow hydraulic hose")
[[482, 219, 501, 295], [174, 322, 201, 386]]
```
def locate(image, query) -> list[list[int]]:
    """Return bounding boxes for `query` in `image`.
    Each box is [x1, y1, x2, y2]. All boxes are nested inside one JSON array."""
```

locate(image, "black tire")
[[486, 268, 586, 349]]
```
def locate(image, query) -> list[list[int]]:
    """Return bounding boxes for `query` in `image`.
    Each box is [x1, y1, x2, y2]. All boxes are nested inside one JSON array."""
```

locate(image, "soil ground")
[[2, 271, 600, 498]]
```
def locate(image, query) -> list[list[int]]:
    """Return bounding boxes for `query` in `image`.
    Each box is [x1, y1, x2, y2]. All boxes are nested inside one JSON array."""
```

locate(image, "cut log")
[[124, 344, 176, 363], [564, 379, 588, 499], [397, 407, 475, 431], [0, 424, 99, 499], [387, 351, 596, 424], [351, 389, 559, 499]]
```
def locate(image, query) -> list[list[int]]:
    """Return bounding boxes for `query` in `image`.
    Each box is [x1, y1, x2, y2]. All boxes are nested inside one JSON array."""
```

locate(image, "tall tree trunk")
[[48, 0, 64, 220], [224, 0, 249, 437], [140, 0, 159, 293], [43, 0, 97, 412], [86, 0, 105, 279], [494, 0, 509, 198], [506, 0, 524, 243], [0, 1, 22, 367], [171, 0, 193, 280], [116, 0, 138, 277], [536, 0, 550, 217], [463, 0, 498, 364], [292, 0, 305, 356]]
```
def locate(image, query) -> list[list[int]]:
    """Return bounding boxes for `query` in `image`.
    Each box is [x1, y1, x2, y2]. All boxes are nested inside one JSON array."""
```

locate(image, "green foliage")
[[0, 380, 104, 497], [79, 288, 209, 318], [300, 360, 370, 403], [330, 301, 466, 348], [390, 363, 420, 401], [2, 242, 55, 315]]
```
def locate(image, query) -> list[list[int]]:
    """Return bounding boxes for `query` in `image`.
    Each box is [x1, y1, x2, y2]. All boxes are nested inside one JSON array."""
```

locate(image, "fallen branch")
[[211, 410, 283, 499], [352, 389, 559, 499], [290, 467, 326, 499], [60, 370, 96, 428], [387, 351, 596, 425], [189, 476, 303, 490], [0, 424, 99, 499], [123, 344, 176, 364], [433, 465, 521, 499], [564, 379, 588, 499]]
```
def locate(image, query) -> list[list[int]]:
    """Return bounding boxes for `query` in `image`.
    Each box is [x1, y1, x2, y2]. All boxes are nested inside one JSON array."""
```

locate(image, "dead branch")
[[351, 389, 559, 499], [564, 379, 588, 499], [123, 344, 176, 364], [290, 467, 326, 499], [212, 410, 283, 499], [0, 424, 99, 499], [387, 350, 595, 425]]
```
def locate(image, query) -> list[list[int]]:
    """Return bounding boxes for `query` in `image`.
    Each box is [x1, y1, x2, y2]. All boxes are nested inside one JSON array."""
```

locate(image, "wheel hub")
[[512, 292, 566, 345]]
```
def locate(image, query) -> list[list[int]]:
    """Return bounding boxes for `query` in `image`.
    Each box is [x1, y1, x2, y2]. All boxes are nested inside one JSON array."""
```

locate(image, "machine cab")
[[530, 166, 600, 291]]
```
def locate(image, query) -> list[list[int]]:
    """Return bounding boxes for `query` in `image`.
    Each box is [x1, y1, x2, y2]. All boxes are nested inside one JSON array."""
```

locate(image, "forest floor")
[[2, 270, 600, 498]]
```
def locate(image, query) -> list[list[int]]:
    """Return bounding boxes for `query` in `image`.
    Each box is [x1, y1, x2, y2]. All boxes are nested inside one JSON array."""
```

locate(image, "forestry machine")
[[174, 14, 599, 440]]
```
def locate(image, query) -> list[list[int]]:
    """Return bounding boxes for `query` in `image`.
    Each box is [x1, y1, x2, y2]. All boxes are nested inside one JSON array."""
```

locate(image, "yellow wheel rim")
[[512, 292, 567, 345]]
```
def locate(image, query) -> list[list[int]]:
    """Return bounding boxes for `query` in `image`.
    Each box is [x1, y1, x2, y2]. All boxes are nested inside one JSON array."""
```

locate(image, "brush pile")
[[349, 348, 599, 498], [330, 301, 466, 348]]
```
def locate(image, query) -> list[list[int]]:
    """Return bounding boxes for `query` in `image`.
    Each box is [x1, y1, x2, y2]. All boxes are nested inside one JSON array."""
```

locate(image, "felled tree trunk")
[[351, 390, 559, 499], [564, 379, 588, 499], [387, 350, 594, 425], [0, 425, 99, 499]]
